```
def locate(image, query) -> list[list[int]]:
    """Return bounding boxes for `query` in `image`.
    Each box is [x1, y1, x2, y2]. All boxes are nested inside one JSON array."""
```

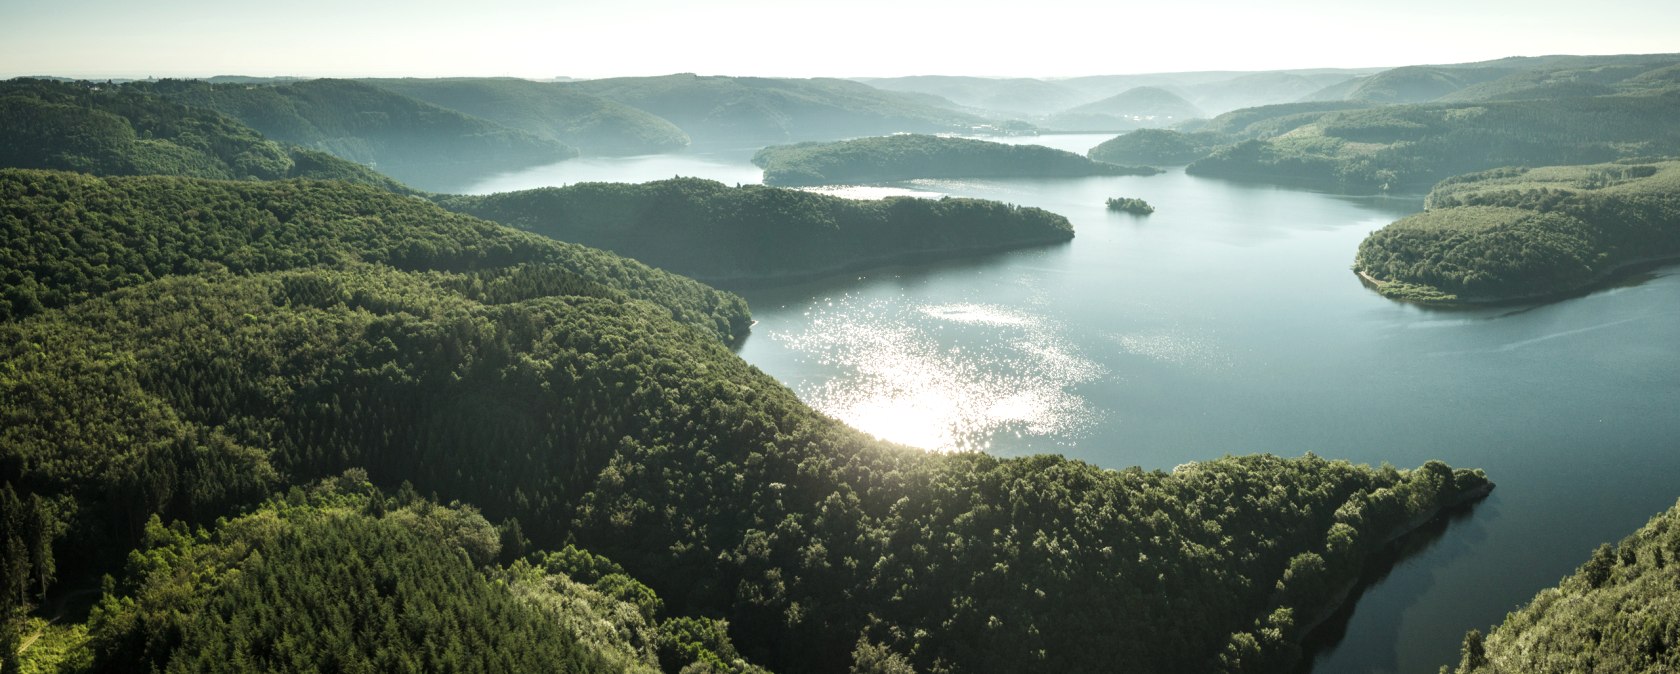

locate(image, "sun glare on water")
[[774, 297, 1104, 452]]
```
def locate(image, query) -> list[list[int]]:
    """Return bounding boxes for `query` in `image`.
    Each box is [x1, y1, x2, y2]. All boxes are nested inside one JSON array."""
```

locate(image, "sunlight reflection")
[[775, 297, 1103, 452]]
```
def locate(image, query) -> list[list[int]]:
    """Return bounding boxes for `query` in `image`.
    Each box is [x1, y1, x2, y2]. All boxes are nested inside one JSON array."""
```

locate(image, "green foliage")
[[360, 78, 690, 156], [129, 78, 576, 176], [1198, 101, 1377, 137], [439, 177, 1075, 282], [1088, 129, 1223, 166], [82, 478, 651, 673], [1106, 197, 1155, 215], [0, 169, 749, 338], [0, 78, 406, 192], [1452, 498, 1680, 673], [1354, 161, 1680, 302], [752, 134, 1159, 187], [1187, 87, 1680, 191], [564, 74, 997, 146]]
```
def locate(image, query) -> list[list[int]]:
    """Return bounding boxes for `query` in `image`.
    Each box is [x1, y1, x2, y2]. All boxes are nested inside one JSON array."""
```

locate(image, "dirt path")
[[14, 587, 99, 656]]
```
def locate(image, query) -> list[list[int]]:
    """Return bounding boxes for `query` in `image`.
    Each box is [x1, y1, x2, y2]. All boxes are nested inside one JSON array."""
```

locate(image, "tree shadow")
[[1294, 492, 1496, 673]]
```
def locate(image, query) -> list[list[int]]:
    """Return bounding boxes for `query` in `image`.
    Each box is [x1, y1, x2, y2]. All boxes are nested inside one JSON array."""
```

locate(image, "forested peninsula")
[[753, 134, 1159, 187], [1447, 499, 1680, 673], [439, 178, 1075, 283], [1354, 161, 1680, 304]]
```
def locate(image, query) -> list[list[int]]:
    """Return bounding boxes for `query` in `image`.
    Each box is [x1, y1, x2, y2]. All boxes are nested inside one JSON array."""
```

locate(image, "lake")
[[457, 135, 1680, 673]]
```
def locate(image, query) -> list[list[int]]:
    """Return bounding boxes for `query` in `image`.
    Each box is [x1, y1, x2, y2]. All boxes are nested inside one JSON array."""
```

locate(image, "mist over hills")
[[360, 77, 693, 156], [561, 73, 1008, 147]]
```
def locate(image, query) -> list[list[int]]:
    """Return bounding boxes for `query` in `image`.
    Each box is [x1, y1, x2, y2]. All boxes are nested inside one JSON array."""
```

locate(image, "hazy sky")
[[3, 0, 1677, 79]]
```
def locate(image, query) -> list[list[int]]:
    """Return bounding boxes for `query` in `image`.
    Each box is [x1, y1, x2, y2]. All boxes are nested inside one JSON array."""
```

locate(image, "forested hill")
[[1088, 128, 1223, 166], [1184, 89, 1680, 191], [1353, 161, 1680, 303], [561, 74, 1000, 146], [752, 134, 1160, 186], [129, 78, 576, 185], [438, 178, 1075, 283], [1177, 55, 1680, 192], [0, 78, 407, 192], [1447, 498, 1680, 673], [360, 77, 692, 156], [0, 169, 749, 339]]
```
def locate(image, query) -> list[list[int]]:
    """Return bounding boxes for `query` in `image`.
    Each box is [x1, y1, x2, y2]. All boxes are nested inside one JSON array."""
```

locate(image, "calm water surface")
[[460, 135, 1680, 673]]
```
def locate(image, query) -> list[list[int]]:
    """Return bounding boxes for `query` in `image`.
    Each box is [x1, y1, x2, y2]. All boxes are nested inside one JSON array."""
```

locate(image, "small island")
[[752, 133, 1160, 186], [438, 177, 1076, 284], [1106, 197, 1155, 214], [1354, 161, 1680, 304]]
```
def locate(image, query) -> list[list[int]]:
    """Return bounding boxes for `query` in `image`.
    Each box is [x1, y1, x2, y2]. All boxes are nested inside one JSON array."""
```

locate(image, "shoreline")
[[761, 165, 1160, 188], [1291, 482, 1496, 648], [1356, 253, 1680, 308], [694, 236, 1074, 291]]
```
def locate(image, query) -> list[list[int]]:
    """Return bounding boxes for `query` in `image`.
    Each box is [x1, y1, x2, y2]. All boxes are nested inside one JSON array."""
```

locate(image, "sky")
[[3, 0, 1677, 80]]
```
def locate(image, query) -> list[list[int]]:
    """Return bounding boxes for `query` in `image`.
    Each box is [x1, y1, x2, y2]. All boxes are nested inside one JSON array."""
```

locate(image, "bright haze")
[[3, 0, 1678, 79]]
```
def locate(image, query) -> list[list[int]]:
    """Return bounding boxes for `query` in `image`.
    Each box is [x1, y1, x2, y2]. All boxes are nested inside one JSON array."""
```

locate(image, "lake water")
[[458, 135, 1680, 673]]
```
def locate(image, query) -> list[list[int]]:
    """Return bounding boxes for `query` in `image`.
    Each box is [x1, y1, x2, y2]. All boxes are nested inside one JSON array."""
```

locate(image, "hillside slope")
[[0, 78, 407, 192], [1447, 499, 1680, 673], [132, 78, 575, 186]]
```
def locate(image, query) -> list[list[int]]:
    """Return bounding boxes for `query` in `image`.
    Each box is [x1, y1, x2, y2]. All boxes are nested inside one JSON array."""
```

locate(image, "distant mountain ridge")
[[1043, 86, 1205, 131], [359, 77, 692, 156], [128, 78, 576, 188], [562, 73, 1006, 146]]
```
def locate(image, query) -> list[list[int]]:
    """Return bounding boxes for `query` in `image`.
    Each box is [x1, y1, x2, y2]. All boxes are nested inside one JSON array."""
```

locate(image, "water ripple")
[[773, 296, 1104, 452]]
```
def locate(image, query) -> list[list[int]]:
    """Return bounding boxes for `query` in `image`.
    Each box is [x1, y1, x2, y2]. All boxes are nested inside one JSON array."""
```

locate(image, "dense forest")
[[438, 177, 1075, 282], [1446, 499, 1680, 673], [561, 74, 999, 146], [752, 134, 1159, 187], [1353, 161, 1680, 302], [0, 161, 1495, 672], [359, 78, 692, 156], [0, 79, 407, 193], [127, 78, 575, 185], [2, 474, 764, 673], [1073, 55, 1680, 192], [1185, 90, 1680, 191], [1088, 129, 1222, 166], [0, 169, 750, 338]]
